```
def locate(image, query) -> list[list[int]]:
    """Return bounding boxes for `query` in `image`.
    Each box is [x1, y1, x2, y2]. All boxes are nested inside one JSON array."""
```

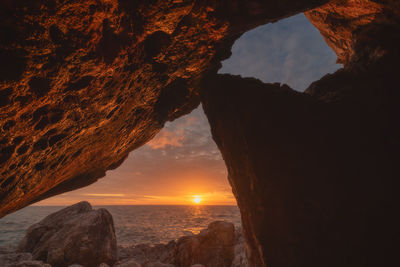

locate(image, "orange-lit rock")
[[0, 0, 328, 217], [306, 0, 400, 64]]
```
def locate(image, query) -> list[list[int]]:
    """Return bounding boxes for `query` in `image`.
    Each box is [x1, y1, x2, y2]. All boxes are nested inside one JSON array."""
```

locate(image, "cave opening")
[[0, 12, 341, 249], [219, 13, 341, 92]]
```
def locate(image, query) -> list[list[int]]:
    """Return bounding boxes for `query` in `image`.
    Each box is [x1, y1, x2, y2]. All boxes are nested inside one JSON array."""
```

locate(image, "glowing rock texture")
[[0, 0, 327, 216]]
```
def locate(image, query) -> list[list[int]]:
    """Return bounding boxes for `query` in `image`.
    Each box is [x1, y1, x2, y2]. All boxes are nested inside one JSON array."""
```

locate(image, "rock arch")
[[1, 0, 400, 266]]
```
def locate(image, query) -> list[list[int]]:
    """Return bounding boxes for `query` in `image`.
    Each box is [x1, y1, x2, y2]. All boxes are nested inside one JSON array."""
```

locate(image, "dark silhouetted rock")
[[18, 202, 117, 267], [201, 54, 400, 266]]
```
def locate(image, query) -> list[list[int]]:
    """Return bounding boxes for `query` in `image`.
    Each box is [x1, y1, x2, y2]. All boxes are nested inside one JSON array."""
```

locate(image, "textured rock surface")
[[117, 221, 238, 267], [305, 0, 400, 64], [231, 229, 248, 267], [118, 241, 177, 266], [0, 251, 32, 266], [175, 221, 235, 267], [17, 202, 117, 267], [0, 0, 329, 217]]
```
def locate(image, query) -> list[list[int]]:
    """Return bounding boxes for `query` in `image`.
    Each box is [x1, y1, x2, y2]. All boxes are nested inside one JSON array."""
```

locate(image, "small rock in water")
[[17, 201, 117, 267]]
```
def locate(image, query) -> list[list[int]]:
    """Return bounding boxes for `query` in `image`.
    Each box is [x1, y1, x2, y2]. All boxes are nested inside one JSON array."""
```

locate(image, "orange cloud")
[[147, 129, 184, 149]]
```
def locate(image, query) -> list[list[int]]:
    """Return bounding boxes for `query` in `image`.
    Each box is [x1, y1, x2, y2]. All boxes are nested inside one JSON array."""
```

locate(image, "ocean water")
[[0, 205, 241, 247]]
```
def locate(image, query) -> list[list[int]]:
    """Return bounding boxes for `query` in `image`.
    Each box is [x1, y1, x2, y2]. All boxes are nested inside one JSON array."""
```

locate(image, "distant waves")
[[0, 205, 241, 247]]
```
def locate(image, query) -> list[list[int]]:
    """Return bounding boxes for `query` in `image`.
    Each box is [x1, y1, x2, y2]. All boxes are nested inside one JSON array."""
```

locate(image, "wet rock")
[[0, 251, 32, 266], [18, 202, 117, 267], [231, 229, 248, 267], [175, 221, 235, 267]]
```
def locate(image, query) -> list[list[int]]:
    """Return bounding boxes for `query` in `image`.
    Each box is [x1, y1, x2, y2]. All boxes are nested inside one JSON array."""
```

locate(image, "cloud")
[[219, 13, 341, 91], [147, 128, 184, 149], [82, 193, 125, 197]]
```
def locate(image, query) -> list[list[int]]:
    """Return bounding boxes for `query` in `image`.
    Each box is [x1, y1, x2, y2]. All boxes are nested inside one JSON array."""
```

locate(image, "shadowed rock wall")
[[201, 19, 400, 267]]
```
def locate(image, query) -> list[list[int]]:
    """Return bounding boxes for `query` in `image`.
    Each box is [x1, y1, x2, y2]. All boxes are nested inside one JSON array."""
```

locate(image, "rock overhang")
[[0, 0, 399, 248]]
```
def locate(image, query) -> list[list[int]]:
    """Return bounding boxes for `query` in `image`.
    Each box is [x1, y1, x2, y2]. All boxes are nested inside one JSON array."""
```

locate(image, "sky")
[[35, 14, 341, 206]]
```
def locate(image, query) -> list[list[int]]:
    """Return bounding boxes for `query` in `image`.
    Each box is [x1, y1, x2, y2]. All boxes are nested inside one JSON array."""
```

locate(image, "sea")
[[0, 205, 241, 247]]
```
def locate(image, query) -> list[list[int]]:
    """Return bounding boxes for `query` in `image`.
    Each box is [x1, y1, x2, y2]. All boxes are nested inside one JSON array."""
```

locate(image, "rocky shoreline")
[[0, 202, 248, 267]]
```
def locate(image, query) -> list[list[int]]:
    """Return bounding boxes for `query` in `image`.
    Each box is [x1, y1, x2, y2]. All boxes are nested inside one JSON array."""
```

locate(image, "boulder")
[[231, 229, 248, 267], [175, 221, 235, 267], [18, 202, 117, 267]]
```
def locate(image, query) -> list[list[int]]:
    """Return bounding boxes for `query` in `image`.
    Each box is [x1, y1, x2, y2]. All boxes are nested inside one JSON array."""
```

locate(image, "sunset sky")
[[35, 14, 340, 206]]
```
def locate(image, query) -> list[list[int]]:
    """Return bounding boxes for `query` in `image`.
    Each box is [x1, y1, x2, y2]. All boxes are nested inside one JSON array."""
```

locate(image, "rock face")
[[175, 221, 235, 267], [201, 42, 400, 266], [17, 201, 117, 267], [0, 0, 328, 217], [305, 0, 400, 64], [1, 0, 400, 267]]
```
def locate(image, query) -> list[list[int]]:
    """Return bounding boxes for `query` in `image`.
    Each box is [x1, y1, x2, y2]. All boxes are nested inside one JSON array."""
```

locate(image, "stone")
[[0, 252, 32, 266], [231, 229, 248, 267], [18, 202, 117, 267], [114, 259, 142, 267], [118, 241, 176, 265], [175, 221, 235, 267]]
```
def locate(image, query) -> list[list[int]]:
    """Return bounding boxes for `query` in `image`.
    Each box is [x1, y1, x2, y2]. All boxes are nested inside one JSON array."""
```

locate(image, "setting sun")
[[193, 196, 202, 204]]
